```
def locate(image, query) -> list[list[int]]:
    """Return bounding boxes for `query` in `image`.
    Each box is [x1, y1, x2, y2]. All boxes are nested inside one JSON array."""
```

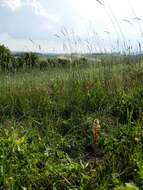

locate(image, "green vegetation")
[[0, 45, 143, 189], [0, 45, 88, 72]]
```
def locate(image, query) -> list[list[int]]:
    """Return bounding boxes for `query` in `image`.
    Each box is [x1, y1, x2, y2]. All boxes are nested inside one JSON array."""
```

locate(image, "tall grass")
[[0, 57, 143, 189]]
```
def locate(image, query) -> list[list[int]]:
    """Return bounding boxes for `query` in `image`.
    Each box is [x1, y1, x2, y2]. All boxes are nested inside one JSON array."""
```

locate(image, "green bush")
[[0, 44, 15, 71]]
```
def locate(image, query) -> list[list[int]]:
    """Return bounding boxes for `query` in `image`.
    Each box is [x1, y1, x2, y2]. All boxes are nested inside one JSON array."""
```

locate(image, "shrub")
[[22, 52, 39, 68], [0, 44, 15, 71]]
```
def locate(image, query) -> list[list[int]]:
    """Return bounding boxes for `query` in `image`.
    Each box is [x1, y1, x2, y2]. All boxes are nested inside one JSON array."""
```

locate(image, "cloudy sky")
[[0, 0, 143, 53]]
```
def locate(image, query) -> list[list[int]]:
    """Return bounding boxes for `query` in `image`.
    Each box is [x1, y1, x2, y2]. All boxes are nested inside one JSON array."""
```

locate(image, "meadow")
[[0, 45, 143, 190]]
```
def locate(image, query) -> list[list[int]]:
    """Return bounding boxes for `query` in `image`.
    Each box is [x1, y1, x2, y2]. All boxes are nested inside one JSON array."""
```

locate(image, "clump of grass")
[[114, 183, 139, 190]]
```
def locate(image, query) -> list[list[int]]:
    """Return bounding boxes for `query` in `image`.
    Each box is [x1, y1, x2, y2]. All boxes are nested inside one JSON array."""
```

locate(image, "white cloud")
[[27, 0, 60, 22], [0, 0, 60, 22], [0, 0, 22, 11]]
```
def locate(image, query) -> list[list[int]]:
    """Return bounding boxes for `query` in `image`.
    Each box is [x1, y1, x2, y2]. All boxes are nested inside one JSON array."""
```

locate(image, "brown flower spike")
[[92, 119, 101, 145]]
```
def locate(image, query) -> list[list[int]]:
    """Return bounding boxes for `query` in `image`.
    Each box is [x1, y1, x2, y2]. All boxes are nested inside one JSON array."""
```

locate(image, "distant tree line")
[[0, 45, 39, 72], [0, 44, 88, 72]]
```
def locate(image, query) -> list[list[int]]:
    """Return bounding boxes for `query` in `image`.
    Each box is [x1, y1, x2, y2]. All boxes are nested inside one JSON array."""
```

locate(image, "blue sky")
[[0, 0, 143, 53]]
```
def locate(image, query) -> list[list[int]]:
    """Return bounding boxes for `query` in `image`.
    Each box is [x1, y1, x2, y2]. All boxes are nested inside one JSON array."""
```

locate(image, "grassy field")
[[0, 54, 143, 189]]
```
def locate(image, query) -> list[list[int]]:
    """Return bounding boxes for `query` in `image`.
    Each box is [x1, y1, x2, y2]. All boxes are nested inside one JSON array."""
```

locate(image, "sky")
[[0, 0, 143, 53]]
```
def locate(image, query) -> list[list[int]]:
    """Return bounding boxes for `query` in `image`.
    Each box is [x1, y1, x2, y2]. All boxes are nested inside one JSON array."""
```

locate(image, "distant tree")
[[47, 58, 58, 67], [15, 57, 24, 69], [0, 44, 15, 71], [58, 58, 70, 66], [22, 52, 39, 68], [39, 60, 48, 69]]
